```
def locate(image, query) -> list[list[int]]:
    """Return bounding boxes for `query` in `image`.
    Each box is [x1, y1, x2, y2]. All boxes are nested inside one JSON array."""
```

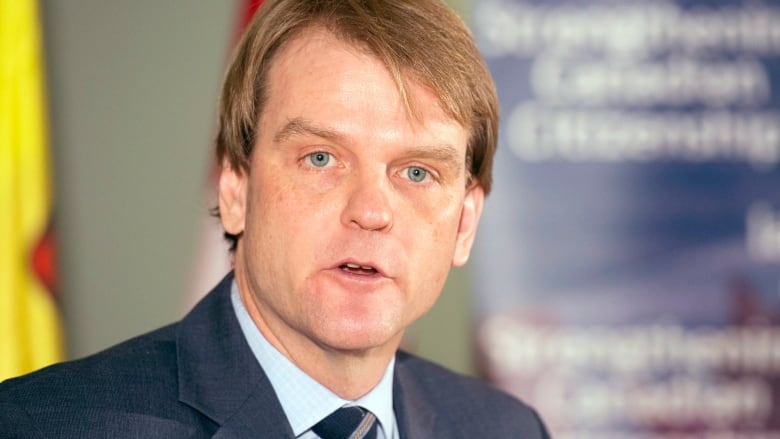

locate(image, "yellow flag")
[[0, 0, 64, 381]]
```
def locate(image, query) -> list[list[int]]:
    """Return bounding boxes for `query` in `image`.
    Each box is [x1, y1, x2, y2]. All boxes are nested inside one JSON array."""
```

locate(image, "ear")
[[218, 160, 247, 236], [452, 182, 485, 267]]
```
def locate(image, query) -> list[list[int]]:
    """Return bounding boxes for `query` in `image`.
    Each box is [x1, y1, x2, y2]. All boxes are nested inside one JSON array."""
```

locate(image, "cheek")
[[417, 192, 463, 239], [244, 171, 302, 256], [249, 176, 337, 261], [404, 197, 463, 277], [251, 167, 317, 222]]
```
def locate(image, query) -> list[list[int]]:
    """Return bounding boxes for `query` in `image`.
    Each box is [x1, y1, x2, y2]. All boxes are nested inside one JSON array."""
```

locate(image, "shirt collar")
[[231, 281, 396, 437]]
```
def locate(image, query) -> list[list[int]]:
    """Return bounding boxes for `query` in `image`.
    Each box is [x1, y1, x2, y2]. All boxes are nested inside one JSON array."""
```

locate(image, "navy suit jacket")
[[0, 274, 550, 438]]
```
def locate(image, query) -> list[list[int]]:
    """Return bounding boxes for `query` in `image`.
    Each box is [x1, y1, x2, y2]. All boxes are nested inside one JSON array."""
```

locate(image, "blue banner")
[[471, 1, 780, 437]]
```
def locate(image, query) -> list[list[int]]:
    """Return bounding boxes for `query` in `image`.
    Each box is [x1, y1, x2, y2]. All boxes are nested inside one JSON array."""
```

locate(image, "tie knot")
[[312, 406, 378, 439]]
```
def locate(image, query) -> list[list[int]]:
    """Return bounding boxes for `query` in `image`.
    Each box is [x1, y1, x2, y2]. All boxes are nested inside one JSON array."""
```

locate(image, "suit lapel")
[[393, 353, 439, 439], [176, 273, 295, 438]]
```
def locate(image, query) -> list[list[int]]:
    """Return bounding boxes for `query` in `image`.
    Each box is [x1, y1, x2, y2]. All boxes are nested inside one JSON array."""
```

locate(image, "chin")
[[318, 319, 403, 353]]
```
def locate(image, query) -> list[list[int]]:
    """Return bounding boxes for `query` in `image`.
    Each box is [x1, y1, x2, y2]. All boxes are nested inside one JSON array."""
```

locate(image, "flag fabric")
[[0, 0, 64, 381], [186, 0, 264, 309]]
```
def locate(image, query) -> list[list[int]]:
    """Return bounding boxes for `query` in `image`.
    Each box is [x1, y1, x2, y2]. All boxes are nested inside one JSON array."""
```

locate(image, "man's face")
[[219, 28, 484, 356]]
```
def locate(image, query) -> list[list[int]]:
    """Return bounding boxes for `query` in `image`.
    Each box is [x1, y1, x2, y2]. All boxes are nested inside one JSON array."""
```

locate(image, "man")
[[0, 0, 550, 437]]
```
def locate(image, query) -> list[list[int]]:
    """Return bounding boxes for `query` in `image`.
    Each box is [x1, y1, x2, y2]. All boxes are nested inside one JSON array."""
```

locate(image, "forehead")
[[263, 27, 461, 133]]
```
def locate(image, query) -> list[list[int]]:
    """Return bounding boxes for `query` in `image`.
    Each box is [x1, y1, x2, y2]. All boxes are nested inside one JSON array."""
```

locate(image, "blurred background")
[[40, 0, 234, 362]]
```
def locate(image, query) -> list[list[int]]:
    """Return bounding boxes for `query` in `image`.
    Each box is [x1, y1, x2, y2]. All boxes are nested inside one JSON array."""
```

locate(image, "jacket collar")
[[176, 272, 295, 438], [393, 351, 439, 438]]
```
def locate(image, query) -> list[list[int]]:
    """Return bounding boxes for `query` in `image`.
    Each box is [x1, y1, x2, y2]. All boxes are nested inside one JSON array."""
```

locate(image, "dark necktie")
[[311, 406, 379, 439]]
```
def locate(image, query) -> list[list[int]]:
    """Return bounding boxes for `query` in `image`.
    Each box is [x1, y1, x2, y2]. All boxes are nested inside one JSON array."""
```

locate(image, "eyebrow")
[[401, 145, 464, 174], [273, 117, 345, 144]]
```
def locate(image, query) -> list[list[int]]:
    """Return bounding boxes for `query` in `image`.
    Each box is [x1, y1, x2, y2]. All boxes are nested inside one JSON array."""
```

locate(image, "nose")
[[340, 169, 393, 232]]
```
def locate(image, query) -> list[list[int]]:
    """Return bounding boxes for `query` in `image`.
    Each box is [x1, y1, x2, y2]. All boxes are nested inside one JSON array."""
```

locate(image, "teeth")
[[344, 263, 374, 270]]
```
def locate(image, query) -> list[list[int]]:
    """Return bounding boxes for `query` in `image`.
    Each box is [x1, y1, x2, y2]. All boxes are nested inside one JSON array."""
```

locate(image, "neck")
[[295, 342, 397, 400], [236, 275, 402, 400]]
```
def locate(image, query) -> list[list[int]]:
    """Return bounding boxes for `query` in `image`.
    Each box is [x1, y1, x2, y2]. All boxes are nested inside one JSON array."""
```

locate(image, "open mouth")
[[340, 262, 379, 275]]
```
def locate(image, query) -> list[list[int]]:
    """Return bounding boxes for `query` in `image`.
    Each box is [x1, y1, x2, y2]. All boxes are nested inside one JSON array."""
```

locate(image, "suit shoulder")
[[0, 323, 209, 437], [395, 351, 550, 438], [2, 322, 178, 397], [396, 350, 526, 408], [3, 322, 178, 389]]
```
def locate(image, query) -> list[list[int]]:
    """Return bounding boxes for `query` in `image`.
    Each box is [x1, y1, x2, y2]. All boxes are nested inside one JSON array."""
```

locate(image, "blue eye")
[[307, 152, 331, 167], [406, 166, 428, 183]]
